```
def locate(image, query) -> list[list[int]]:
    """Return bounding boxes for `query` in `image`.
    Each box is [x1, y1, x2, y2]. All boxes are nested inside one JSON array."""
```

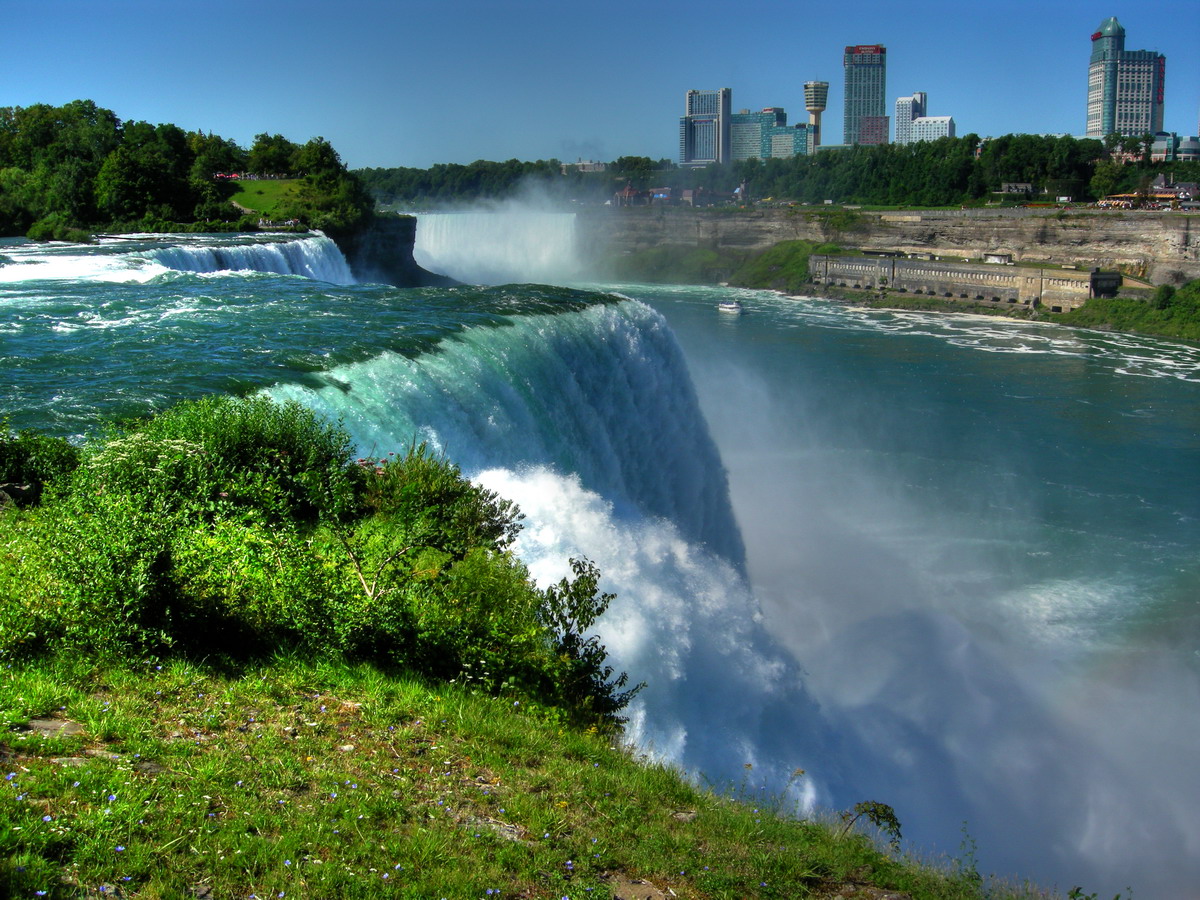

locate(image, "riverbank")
[[788, 280, 1200, 343]]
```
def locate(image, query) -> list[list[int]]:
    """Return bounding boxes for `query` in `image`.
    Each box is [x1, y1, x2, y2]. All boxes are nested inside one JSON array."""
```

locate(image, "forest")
[[357, 135, 1200, 208], [0, 100, 374, 240]]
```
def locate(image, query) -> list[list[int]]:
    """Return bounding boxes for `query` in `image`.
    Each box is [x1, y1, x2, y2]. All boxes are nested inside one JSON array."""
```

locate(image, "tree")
[[247, 133, 299, 176]]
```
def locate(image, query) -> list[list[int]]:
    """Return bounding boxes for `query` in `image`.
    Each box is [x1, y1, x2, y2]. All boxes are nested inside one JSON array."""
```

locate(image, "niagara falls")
[[2, 215, 1198, 898]]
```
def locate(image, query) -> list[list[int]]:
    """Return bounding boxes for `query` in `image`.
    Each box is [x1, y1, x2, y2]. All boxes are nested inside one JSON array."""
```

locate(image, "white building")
[[910, 115, 956, 142], [894, 92, 927, 144]]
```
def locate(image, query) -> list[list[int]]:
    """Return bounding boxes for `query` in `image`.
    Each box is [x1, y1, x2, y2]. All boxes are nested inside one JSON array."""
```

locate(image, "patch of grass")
[[0, 656, 1047, 899], [228, 179, 306, 218]]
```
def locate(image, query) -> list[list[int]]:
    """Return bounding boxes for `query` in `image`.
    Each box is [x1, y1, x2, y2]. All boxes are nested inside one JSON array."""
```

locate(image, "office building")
[[1085, 17, 1165, 138], [731, 108, 787, 161], [804, 81, 829, 147], [843, 44, 887, 145], [894, 92, 927, 144], [679, 88, 732, 166], [765, 123, 814, 158]]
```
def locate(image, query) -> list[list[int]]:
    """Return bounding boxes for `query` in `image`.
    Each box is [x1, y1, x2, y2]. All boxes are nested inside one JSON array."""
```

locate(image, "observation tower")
[[804, 81, 829, 148]]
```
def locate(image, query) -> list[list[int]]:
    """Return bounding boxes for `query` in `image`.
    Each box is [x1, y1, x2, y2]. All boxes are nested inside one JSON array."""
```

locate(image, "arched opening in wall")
[[1052, 305, 1063, 312], [1007, 298, 1018, 303]]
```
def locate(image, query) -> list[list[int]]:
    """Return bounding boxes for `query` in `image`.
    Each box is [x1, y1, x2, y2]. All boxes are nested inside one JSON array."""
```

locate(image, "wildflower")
[[116, 846, 125, 852], [108, 794, 116, 802], [42, 815, 52, 822], [4, 773, 13, 781]]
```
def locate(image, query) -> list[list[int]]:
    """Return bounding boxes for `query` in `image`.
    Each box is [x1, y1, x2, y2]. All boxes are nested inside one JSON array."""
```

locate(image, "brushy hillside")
[[1052, 279, 1200, 342], [1, 398, 1061, 899]]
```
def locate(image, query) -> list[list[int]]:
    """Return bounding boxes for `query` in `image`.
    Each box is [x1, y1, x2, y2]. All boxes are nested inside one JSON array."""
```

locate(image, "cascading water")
[[0, 233, 356, 285], [413, 209, 582, 284], [141, 234, 355, 284], [264, 297, 829, 815]]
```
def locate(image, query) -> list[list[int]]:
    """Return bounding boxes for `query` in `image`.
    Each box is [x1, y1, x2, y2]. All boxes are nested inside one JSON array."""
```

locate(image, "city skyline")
[[4, 0, 1198, 169]]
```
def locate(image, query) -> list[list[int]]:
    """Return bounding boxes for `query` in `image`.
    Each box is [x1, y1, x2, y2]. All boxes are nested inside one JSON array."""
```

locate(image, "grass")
[[228, 180, 305, 218], [0, 655, 1044, 900]]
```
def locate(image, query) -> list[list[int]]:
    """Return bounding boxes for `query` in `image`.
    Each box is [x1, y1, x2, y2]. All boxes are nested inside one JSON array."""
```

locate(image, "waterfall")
[[268, 299, 743, 567], [266, 298, 834, 808], [144, 234, 356, 284], [413, 210, 581, 285]]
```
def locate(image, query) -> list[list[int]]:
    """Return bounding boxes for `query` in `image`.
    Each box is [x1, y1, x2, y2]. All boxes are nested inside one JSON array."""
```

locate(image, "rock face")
[[576, 207, 1199, 284], [332, 214, 456, 288]]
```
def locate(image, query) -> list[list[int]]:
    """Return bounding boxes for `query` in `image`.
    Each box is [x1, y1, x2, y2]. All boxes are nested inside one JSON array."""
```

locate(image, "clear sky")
[[5, 0, 1198, 170]]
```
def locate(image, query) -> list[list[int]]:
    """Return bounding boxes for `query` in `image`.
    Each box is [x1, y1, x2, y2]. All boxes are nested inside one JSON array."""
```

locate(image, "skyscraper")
[[804, 81, 829, 148], [731, 108, 787, 161], [1085, 17, 1165, 138], [894, 92, 927, 145], [679, 89, 732, 167], [843, 45, 887, 145]]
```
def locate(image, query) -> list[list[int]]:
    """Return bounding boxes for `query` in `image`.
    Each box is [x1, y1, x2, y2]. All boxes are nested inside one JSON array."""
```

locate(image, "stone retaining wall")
[[809, 255, 1095, 311]]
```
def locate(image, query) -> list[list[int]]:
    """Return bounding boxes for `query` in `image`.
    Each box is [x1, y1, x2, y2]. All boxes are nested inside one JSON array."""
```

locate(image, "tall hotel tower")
[[679, 88, 732, 166], [804, 81, 829, 148], [843, 44, 887, 145], [1085, 17, 1165, 138], [894, 92, 927, 145]]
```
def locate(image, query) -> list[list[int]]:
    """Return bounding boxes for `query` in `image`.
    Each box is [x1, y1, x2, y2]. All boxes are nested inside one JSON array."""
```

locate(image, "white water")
[[0, 233, 355, 285], [413, 208, 582, 284]]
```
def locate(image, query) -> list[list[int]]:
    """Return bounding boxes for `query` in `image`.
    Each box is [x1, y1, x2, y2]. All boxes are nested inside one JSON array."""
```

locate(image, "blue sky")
[[6, 0, 1198, 169]]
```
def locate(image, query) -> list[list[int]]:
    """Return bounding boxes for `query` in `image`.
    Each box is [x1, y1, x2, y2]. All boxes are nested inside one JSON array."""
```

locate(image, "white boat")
[[718, 300, 744, 314]]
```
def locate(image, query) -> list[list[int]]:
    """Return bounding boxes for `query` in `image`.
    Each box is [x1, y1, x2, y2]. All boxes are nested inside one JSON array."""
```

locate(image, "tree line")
[[357, 135, 1199, 208], [0, 100, 373, 240]]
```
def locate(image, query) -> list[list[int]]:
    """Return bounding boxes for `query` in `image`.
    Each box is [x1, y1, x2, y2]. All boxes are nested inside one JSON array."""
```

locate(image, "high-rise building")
[[1085, 17, 1165, 138], [843, 44, 887, 145], [730, 108, 813, 160], [804, 81, 829, 148], [731, 108, 787, 161], [679, 88, 732, 167], [765, 123, 814, 158], [894, 92, 927, 145]]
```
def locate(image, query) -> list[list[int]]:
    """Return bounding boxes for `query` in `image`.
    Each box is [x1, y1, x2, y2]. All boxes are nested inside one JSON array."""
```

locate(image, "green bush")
[[0, 398, 637, 726], [73, 395, 358, 524], [728, 240, 840, 294], [0, 424, 79, 490]]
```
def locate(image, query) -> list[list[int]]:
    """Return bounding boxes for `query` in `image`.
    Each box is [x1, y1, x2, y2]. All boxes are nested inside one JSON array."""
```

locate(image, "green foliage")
[[358, 158, 565, 206], [0, 398, 635, 727], [539, 557, 644, 726], [0, 101, 370, 237], [0, 424, 80, 489], [840, 800, 903, 850], [727, 239, 835, 293], [1056, 277, 1200, 341]]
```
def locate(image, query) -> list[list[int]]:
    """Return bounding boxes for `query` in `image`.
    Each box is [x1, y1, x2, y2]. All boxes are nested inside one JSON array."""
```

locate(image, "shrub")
[[0, 399, 640, 725], [74, 395, 358, 524], [0, 424, 80, 493]]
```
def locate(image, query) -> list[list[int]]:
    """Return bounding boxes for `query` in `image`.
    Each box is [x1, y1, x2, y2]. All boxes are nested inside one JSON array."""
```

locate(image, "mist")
[[406, 207, 1200, 897]]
